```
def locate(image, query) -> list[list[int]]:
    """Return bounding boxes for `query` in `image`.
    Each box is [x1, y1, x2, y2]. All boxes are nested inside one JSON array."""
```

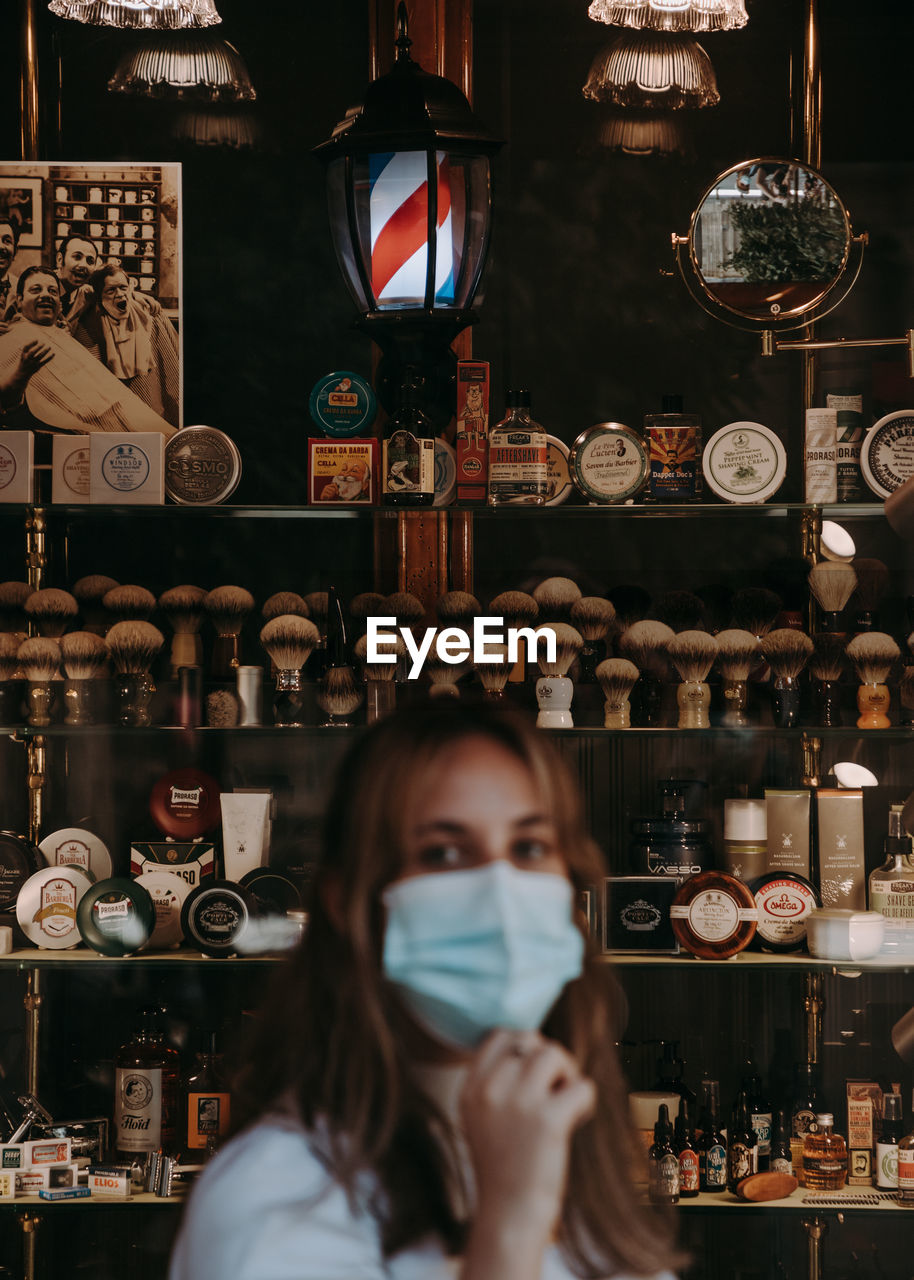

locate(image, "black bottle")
[[382, 370, 436, 507], [648, 1104, 680, 1205], [770, 1106, 793, 1176], [698, 1080, 727, 1193], [653, 1041, 696, 1105], [790, 1062, 823, 1137], [674, 1096, 700, 1197], [737, 1051, 772, 1171], [727, 1091, 759, 1193]]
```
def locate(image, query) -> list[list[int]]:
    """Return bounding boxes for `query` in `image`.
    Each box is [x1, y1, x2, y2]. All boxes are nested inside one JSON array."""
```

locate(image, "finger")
[[469, 1028, 541, 1081], [515, 1042, 581, 1101], [544, 1075, 597, 1134]]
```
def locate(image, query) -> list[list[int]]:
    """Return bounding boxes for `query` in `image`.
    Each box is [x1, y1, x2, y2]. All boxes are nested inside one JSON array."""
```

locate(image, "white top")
[[169, 1107, 677, 1280]]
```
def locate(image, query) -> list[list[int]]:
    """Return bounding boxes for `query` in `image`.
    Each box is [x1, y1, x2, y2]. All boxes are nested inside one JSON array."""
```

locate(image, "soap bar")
[[736, 1171, 798, 1201]]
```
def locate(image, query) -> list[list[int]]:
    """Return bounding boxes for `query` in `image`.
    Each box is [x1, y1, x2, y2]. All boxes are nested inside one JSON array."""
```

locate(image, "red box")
[[456, 360, 490, 436], [308, 438, 378, 504], [456, 433, 487, 503]]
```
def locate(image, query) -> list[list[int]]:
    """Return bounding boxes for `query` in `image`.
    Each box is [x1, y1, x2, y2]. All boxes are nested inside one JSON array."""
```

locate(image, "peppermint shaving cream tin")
[[702, 421, 786, 504]]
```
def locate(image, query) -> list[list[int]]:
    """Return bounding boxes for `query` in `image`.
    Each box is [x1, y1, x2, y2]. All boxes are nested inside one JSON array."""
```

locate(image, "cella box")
[[89, 433, 165, 504]]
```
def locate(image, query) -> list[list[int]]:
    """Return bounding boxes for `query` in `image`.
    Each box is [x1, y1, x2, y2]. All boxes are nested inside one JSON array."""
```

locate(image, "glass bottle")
[[674, 1096, 700, 1198], [487, 389, 548, 506], [726, 1091, 759, 1193], [769, 1106, 793, 1176], [648, 1103, 680, 1205], [868, 803, 914, 956], [899, 1091, 914, 1204], [737, 1052, 772, 1171], [876, 1092, 904, 1189], [697, 1079, 727, 1193], [382, 370, 436, 507], [653, 1041, 696, 1105], [183, 1033, 232, 1159], [114, 1006, 180, 1162], [790, 1061, 823, 1184], [803, 1112, 848, 1191]]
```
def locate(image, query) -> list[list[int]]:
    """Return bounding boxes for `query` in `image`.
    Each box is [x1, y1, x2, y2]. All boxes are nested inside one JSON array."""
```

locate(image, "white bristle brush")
[[158, 584, 207, 674], [846, 631, 900, 729], [534, 623, 583, 728], [595, 657, 639, 729], [666, 630, 719, 729]]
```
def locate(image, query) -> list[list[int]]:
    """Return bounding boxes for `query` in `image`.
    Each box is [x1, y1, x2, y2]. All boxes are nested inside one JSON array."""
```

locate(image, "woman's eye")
[[417, 843, 465, 870], [513, 838, 553, 862]]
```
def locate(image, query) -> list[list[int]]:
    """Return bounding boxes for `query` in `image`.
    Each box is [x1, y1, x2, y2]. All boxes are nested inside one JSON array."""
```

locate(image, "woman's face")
[[393, 735, 567, 884]]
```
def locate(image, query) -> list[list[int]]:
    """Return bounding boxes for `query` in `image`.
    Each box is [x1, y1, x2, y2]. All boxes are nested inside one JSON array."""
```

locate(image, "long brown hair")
[[235, 700, 680, 1277]]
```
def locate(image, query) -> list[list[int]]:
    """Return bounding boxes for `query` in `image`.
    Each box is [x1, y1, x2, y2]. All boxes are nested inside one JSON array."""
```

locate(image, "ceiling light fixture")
[[109, 35, 255, 101], [49, 0, 221, 29], [583, 32, 719, 110], [588, 0, 747, 33]]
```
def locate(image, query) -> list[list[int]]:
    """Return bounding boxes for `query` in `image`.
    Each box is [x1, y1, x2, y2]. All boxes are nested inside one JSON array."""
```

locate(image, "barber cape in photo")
[[0, 320, 176, 435]]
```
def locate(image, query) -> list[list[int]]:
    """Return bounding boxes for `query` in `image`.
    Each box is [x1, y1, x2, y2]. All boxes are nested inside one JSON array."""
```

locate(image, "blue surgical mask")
[[382, 861, 585, 1050]]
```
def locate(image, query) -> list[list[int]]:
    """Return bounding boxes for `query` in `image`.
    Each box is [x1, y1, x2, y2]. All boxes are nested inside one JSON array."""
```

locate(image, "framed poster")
[[0, 178, 41, 248]]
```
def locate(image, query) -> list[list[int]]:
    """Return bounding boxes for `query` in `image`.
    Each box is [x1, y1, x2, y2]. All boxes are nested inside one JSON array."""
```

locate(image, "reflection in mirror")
[[690, 159, 850, 321]]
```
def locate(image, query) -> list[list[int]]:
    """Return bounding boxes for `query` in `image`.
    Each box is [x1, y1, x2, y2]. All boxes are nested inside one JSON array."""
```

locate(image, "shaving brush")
[[696, 584, 734, 636], [473, 644, 513, 703], [436, 591, 481, 634], [730, 587, 782, 639], [204, 585, 255, 679], [617, 619, 674, 726], [570, 596, 616, 681], [490, 590, 538, 683], [0, 581, 33, 633], [353, 630, 404, 722], [851, 558, 890, 632], [259, 614, 320, 727], [423, 631, 469, 699], [60, 631, 108, 725], [715, 630, 761, 727], [846, 632, 900, 729], [262, 591, 309, 622], [24, 588, 78, 638], [657, 590, 704, 635], [18, 636, 61, 726], [666, 631, 718, 729], [760, 629, 814, 728], [808, 633, 847, 728], [106, 621, 164, 727], [595, 658, 639, 728], [304, 590, 329, 674], [102, 584, 156, 626], [532, 577, 582, 626], [316, 589, 362, 727], [534, 623, 583, 728], [350, 592, 386, 638], [808, 562, 857, 633], [386, 591, 425, 681], [607, 584, 651, 631], [0, 632, 24, 722], [158, 585, 207, 675], [72, 575, 119, 635]]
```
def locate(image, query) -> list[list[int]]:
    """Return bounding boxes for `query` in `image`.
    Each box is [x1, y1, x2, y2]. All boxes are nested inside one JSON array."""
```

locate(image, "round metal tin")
[[0, 830, 45, 913], [17, 865, 93, 950], [136, 871, 192, 950], [702, 421, 786, 504], [76, 877, 155, 956], [749, 872, 820, 953], [150, 767, 222, 840], [181, 879, 258, 957], [569, 423, 647, 504], [544, 436, 572, 505], [670, 870, 758, 959], [239, 868, 302, 916], [433, 438, 457, 507], [164, 425, 242, 505], [309, 371, 378, 438], [860, 410, 914, 499], [39, 827, 111, 882]]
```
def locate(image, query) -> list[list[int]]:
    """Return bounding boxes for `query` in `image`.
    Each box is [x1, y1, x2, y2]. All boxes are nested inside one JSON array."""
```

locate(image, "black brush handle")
[[772, 678, 800, 728]]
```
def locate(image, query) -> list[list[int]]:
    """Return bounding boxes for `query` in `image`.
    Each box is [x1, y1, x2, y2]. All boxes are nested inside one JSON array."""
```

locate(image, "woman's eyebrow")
[[410, 814, 552, 836]]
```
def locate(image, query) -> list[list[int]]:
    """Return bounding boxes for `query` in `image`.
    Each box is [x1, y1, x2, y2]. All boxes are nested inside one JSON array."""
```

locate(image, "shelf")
[[606, 951, 914, 973], [1, 1191, 186, 1208], [3, 725, 913, 740], [0, 948, 281, 970], [676, 1189, 909, 1214]]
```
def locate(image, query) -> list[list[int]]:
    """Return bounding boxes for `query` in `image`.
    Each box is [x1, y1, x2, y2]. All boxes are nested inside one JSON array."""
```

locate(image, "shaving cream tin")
[[860, 411, 914, 499], [433, 438, 457, 507], [239, 868, 302, 916], [309, 371, 378, 438], [76, 877, 155, 956], [749, 872, 820, 953], [0, 830, 45, 912], [569, 423, 647, 503], [136, 871, 191, 949], [702, 421, 787, 504], [670, 870, 758, 959], [545, 436, 572, 505], [150, 768, 222, 840], [39, 827, 111, 881], [181, 879, 258, 957], [17, 865, 93, 949], [165, 425, 242, 505]]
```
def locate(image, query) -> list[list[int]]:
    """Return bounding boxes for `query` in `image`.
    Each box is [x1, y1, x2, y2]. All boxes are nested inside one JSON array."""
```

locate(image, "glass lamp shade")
[[588, 0, 747, 32], [108, 35, 256, 101], [583, 33, 719, 109], [598, 110, 691, 157], [49, 0, 221, 28], [172, 110, 260, 148]]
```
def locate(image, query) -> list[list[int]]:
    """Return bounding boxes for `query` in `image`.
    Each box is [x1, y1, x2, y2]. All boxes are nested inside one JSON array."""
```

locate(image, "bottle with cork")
[[487, 389, 548, 505]]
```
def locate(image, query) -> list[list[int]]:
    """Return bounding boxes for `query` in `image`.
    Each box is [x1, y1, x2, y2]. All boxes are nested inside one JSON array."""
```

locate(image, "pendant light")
[[109, 34, 256, 101], [172, 110, 260, 149], [588, 0, 747, 32], [48, 0, 221, 29], [598, 110, 691, 157], [583, 32, 719, 110]]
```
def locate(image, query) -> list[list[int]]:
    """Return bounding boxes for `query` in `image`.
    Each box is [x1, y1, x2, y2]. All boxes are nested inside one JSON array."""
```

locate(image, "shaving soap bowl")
[[806, 908, 885, 961]]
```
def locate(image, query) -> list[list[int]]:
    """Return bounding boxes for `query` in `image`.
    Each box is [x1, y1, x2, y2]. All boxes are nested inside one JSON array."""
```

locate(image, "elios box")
[[308, 438, 377, 504], [52, 434, 91, 502], [88, 1164, 133, 1197], [89, 433, 165, 504], [0, 430, 34, 503]]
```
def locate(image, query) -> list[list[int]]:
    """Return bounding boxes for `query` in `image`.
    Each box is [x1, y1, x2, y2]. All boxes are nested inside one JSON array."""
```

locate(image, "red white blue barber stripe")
[[370, 150, 455, 306]]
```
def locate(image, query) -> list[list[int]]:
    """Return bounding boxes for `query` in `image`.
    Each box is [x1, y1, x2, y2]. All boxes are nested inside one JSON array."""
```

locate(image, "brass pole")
[[802, 1217, 827, 1280], [802, 0, 822, 169], [27, 735, 46, 845], [24, 969, 43, 1098], [18, 1213, 39, 1280], [804, 971, 824, 1064], [19, 0, 40, 162]]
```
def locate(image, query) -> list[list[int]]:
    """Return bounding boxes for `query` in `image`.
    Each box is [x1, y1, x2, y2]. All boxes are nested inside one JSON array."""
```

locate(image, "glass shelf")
[[0, 1191, 184, 1209], [3, 724, 912, 740], [605, 950, 914, 973], [676, 1190, 909, 1214], [0, 948, 279, 970]]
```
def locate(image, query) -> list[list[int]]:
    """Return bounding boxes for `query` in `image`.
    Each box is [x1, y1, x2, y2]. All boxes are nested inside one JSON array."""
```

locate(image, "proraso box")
[[130, 841, 216, 891]]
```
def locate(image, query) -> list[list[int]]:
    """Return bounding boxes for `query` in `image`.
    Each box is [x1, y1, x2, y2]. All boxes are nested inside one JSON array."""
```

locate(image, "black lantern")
[[314, 3, 501, 429]]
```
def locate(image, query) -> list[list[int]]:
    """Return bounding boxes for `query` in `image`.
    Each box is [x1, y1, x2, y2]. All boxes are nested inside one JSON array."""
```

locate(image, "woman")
[[169, 701, 681, 1280]]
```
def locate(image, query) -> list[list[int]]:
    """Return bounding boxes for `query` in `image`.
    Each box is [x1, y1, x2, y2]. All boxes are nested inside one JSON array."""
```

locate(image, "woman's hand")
[[460, 1030, 595, 1248]]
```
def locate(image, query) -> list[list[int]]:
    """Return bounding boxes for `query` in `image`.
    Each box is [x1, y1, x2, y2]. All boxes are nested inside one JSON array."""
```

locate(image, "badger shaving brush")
[[595, 658, 639, 728], [106, 621, 164, 727], [204, 585, 255, 680], [846, 631, 900, 729], [666, 630, 718, 729], [259, 614, 320, 727], [715, 630, 760, 727], [534, 623, 583, 728]]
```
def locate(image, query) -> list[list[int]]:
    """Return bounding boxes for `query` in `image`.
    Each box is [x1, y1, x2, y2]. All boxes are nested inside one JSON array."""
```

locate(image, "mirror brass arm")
[[762, 328, 914, 378]]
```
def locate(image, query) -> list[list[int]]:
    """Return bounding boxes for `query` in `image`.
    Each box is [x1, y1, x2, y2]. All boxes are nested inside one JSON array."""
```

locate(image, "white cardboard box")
[[89, 433, 164, 504], [52, 434, 91, 502], [0, 431, 34, 502]]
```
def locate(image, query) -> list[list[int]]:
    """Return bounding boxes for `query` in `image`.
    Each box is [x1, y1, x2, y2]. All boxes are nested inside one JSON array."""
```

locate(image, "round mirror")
[[684, 158, 854, 326]]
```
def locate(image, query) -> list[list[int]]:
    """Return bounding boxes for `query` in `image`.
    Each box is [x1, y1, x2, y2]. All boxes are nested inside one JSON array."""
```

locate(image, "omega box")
[[52, 434, 91, 502], [603, 876, 681, 954], [130, 841, 216, 890], [89, 432, 165, 504], [308, 438, 378, 504]]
